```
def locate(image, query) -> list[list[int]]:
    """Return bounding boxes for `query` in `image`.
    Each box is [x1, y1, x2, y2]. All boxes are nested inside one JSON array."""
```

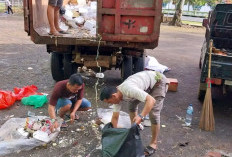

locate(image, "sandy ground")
[[0, 15, 231, 157]]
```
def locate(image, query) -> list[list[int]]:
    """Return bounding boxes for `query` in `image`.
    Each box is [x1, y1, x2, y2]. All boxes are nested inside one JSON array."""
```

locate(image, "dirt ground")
[[0, 14, 232, 157]]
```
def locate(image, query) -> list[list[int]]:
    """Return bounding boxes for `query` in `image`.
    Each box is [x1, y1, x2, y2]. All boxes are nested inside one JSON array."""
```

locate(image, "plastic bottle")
[[185, 104, 193, 126]]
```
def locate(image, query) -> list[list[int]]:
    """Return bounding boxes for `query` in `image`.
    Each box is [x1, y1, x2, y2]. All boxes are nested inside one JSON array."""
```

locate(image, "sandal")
[[144, 146, 156, 156], [59, 30, 69, 34], [48, 31, 62, 36], [61, 121, 68, 128]]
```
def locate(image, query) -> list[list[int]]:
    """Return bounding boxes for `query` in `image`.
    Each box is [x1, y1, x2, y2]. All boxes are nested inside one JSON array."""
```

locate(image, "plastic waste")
[[185, 104, 193, 126], [95, 73, 104, 78], [0, 90, 16, 109], [27, 111, 36, 117], [97, 108, 131, 128], [21, 95, 48, 108], [14, 85, 41, 100], [75, 16, 85, 25], [84, 19, 96, 30], [0, 116, 61, 156], [102, 123, 144, 157]]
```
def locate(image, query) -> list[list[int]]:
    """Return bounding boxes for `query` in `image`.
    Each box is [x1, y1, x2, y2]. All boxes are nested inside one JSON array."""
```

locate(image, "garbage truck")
[[198, 4, 232, 99], [23, 0, 163, 81]]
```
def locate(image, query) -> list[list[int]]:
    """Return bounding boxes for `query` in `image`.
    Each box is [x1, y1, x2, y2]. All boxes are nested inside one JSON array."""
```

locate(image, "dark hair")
[[100, 86, 117, 101], [69, 73, 83, 86]]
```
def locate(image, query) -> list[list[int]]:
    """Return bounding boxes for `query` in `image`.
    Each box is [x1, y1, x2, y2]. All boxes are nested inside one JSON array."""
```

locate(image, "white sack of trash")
[[0, 116, 61, 156]]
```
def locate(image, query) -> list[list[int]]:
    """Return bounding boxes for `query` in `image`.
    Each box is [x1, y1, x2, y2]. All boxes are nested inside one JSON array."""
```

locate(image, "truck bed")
[[35, 27, 96, 39], [25, 0, 162, 48]]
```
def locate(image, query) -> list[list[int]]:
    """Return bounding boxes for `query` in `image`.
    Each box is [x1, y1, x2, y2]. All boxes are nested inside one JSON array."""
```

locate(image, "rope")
[[94, 35, 102, 115]]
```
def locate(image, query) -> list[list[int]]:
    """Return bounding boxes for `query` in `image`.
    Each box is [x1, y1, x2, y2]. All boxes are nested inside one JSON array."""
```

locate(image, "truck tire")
[[198, 83, 206, 101], [64, 54, 77, 79], [121, 55, 133, 81], [51, 52, 64, 81], [133, 56, 144, 74]]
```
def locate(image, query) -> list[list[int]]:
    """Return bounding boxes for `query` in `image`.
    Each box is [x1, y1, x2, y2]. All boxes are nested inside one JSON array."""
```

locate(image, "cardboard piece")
[[168, 78, 178, 92]]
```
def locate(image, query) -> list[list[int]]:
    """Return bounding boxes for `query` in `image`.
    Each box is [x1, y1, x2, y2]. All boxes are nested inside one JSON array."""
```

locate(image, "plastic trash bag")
[[102, 123, 144, 157], [97, 108, 131, 128], [0, 90, 16, 110], [14, 85, 41, 100], [21, 95, 48, 108], [0, 116, 61, 156]]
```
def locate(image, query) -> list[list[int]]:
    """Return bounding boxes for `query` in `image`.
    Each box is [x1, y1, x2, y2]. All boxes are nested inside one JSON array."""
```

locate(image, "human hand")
[[133, 115, 142, 125], [70, 112, 75, 123], [50, 121, 59, 132]]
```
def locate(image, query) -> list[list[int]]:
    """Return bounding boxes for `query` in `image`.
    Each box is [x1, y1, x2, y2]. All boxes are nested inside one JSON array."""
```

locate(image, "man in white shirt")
[[100, 70, 169, 156], [5, 0, 13, 14]]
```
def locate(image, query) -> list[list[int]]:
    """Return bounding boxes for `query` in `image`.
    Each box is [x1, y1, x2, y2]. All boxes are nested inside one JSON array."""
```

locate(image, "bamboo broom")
[[199, 39, 215, 131]]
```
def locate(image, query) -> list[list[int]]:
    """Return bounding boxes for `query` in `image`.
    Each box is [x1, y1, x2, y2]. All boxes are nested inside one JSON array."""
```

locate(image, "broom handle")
[[208, 40, 213, 79]]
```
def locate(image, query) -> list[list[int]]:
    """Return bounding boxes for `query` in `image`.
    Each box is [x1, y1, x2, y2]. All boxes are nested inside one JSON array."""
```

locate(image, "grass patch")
[[0, 3, 23, 14], [182, 20, 202, 26]]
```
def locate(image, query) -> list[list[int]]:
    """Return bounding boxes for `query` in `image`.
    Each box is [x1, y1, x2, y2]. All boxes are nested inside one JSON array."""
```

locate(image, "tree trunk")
[[169, 0, 185, 26]]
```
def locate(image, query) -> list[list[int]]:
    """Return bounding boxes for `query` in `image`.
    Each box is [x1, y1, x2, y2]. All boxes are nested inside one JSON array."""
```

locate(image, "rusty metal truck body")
[[23, 0, 163, 81]]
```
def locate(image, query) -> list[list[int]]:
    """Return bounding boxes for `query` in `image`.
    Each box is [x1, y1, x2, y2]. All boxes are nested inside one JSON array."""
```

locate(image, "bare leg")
[[54, 6, 61, 32], [47, 5, 59, 35], [150, 124, 159, 149], [59, 104, 71, 119], [129, 112, 138, 124]]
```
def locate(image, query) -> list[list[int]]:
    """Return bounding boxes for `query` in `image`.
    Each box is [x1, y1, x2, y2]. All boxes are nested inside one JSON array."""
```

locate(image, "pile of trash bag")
[[0, 116, 61, 156], [60, 0, 97, 37]]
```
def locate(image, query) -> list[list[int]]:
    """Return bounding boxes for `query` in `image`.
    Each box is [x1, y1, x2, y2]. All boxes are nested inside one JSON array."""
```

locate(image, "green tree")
[[169, 0, 185, 26]]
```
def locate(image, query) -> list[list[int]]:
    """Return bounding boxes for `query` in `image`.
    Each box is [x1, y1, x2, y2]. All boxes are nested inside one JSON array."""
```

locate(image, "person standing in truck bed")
[[47, 0, 67, 36], [100, 70, 169, 156]]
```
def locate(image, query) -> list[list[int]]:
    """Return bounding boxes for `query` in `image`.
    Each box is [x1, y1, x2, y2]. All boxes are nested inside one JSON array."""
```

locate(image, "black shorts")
[[48, 0, 63, 7]]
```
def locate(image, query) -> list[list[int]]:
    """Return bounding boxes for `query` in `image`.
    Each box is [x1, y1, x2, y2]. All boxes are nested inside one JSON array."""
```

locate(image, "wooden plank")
[[84, 60, 110, 68]]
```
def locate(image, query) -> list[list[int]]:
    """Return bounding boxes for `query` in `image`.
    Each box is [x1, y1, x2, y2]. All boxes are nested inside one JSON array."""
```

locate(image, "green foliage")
[[184, 0, 222, 8]]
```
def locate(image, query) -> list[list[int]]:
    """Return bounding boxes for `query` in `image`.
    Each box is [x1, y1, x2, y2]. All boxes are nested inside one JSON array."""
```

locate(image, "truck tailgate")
[[26, 0, 162, 49]]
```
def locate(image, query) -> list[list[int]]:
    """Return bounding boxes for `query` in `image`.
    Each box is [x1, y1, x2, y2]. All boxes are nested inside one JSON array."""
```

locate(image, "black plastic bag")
[[102, 123, 144, 157]]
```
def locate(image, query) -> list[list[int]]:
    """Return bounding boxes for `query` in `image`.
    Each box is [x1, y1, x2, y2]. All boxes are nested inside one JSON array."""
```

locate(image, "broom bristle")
[[199, 87, 215, 131]]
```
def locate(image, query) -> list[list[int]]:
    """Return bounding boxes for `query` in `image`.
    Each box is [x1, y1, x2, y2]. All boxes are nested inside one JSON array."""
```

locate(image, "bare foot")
[[49, 31, 62, 36]]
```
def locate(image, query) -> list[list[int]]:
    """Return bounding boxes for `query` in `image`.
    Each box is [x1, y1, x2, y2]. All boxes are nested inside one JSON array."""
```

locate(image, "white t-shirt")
[[5, 0, 11, 6], [113, 71, 159, 112]]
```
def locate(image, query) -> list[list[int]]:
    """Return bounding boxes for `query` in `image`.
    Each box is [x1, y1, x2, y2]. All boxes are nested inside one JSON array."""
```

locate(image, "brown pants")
[[129, 74, 169, 124]]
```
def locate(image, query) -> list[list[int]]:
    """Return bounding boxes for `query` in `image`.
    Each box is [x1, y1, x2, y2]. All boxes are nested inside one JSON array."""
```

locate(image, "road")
[[164, 14, 204, 22], [0, 15, 231, 157]]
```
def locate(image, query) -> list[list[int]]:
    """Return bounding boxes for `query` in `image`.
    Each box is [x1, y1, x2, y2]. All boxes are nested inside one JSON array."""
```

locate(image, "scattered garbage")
[[28, 111, 36, 117], [0, 85, 45, 109], [27, 67, 33, 70], [178, 142, 189, 147], [144, 56, 170, 73], [14, 85, 42, 100], [143, 119, 151, 127], [0, 90, 16, 109], [0, 116, 61, 156], [9, 115, 14, 118], [21, 95, 48, 108], [95, 73, 104, 79], [176, 115, 185, 122], [60, 0, 97, 38], [97, 108, 131, 128], [185, 104, 193, 126]]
